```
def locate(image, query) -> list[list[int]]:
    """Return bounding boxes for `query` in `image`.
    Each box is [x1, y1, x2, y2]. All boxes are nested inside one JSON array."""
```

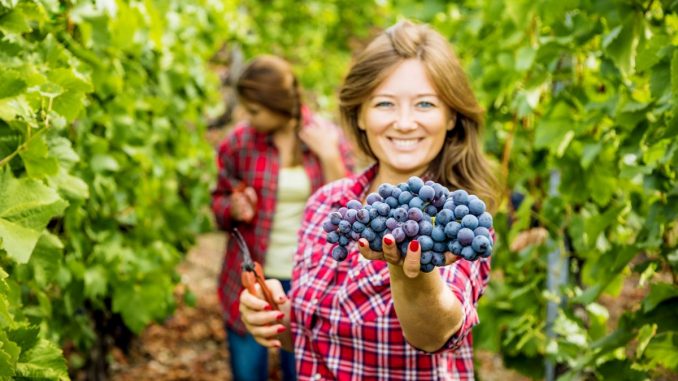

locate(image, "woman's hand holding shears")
[[233, 228, 292, 349]]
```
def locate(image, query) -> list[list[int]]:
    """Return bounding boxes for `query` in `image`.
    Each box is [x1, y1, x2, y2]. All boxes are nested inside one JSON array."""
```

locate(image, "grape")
[[352, 221, 366, 233], [420, 263, 435, 273], [420, 251, 433, 265], [407, 208, 424, 222], [370, 216, 387, 232], [431, 196, 446, 209], [444, 221, 461, 239], [347, 199, 362, 210], [460, 246, 476, 260], [474, 226, 491, 240], [454, 204, 470, 219], [390, 187, 402, 199], [392, 227, 406, 243], [480, 244, 493, 258], [418, 185, 435, 202], [452, 189, 469, 205], [323, 220, 337, 233], [350, 231, 361, 241], [399, 241, 410, 256], [378, 183, 393, 198], [385, 217, 398, 231], [435, 209, 454, 226], [375, 202, 390, 216], [369, 238, 383, 251], [432, 252, 446, 266], [407, 176, 424, 193], [397, 183, 409, 192], [326, 231, 339, 244], [433, 242, 447, 253], [402, 220, 419, 237], [418, 219, 433, 236], [457, 228, 474, 246], [431, 226, 446, 242], [424, 204, 438, 216], [478, 212, 493, 228], [392, 207, 408, 222], [369, 208, 379, 219], [345, 208, 357, 224], [408, 196, 425, 210], [329, 212, 342, 225], [461, 214, 479, 230], [361, 227, 376, 242], [448, 240, 462, 255], [468, 198, 486, 216], [338, 220, 351, 234], [398, 191, 413, 205], [472, 235, 491, 253], [356, 209, 370, 224], [419, 235, 434, 251], [384, 196, 399, 209], [366, 193, 383, 205], [339, 235, 350, 246], [332, 245, 348, 261]]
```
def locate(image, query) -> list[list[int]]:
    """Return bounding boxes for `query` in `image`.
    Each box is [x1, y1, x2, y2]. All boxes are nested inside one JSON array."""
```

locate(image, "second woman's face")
[[359, 59, 453, 178], [240, 100, 290, 133]]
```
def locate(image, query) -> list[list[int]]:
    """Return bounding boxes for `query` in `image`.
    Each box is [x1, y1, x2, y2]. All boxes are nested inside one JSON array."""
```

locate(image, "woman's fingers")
[[239, 284, 287, 348], [357, 238, 384, 260], [403, 240, 421, 278], [382, 234, 401, 264]]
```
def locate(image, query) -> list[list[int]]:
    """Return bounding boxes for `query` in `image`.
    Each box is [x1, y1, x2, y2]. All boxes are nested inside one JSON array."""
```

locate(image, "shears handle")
[[241, 262, 279, 310]]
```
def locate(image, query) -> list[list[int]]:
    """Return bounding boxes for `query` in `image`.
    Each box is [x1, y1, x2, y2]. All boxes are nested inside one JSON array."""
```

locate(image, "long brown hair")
[[338, 20, 498, 210], [236, 55, 302, 126]]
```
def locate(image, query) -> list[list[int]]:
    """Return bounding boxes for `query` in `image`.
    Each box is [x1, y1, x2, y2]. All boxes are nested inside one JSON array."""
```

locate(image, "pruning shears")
[[232, 227, 279, 310]]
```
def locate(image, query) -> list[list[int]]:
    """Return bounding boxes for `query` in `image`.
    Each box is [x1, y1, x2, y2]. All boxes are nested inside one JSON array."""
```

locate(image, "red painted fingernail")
[[409, 240, 419, 252], [263, 305, 272, 311], [277, 326, 287, 333], [358, 240, 366, 247], [383, 236, 393, 245], [276, 313, 285, 320]]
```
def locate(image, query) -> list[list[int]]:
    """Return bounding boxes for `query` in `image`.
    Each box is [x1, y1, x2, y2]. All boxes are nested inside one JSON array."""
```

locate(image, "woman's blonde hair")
[[339, 20, 498, 209]]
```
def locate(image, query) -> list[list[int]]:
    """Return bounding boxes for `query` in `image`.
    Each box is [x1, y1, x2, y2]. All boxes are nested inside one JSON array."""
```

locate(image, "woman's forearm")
[[388, 263, 464, 352]]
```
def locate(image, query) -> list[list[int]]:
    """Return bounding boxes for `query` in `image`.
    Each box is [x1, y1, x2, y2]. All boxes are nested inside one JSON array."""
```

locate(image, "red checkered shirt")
[[290, 164, 492, 380], [211, 113, 355, 334]]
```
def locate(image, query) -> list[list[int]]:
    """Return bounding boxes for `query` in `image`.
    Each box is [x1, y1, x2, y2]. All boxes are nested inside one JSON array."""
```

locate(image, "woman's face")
[[240, 100, 290, 133], [359, 59, 454, 178]]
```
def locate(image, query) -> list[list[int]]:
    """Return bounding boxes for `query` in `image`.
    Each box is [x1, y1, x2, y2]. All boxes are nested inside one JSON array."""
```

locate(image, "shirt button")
[[311, 298, 318, 304], [313, 374, 322, 380]]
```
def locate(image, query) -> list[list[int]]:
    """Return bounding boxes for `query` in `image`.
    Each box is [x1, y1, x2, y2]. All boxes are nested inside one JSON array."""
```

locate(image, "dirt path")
[[110, 232, 528, 381]]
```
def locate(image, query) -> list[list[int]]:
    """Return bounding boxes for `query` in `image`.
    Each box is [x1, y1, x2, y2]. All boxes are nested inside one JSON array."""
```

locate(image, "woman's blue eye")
[[375, 101, 393, 108], [417, 101, 435, 108]]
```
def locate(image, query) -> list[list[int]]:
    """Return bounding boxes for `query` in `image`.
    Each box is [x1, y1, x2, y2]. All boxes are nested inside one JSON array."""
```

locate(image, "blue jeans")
[[227, 279, 296, 381]]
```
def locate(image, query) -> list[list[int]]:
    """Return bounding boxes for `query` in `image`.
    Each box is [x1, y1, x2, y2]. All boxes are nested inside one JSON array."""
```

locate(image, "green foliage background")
[[1, 0, 677, 380]]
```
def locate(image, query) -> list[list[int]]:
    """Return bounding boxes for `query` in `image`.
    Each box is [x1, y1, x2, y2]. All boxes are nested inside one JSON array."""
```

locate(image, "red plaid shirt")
[[290, 165, 492, 380], [211, 113, 355, 334]]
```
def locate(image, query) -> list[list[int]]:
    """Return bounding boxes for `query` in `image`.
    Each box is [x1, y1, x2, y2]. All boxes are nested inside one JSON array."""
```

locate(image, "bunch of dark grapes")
[[322, 176, 494, 272]]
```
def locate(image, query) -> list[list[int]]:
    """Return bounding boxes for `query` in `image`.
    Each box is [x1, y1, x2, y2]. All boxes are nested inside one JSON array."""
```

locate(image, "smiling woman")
[[238, 20, 499, 380]]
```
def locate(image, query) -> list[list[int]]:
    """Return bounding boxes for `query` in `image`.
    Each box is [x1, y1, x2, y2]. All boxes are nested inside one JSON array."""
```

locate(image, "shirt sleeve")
[[433, 228, 495, 352], [210, 132, 240, 231]]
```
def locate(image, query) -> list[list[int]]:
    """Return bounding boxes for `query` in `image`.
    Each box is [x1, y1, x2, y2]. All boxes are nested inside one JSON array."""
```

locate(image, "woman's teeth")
[[390, 138, 419, 148]]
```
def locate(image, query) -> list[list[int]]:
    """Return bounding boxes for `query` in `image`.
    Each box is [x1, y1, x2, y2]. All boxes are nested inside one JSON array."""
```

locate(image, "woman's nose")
[[393, 109, 416, 131]]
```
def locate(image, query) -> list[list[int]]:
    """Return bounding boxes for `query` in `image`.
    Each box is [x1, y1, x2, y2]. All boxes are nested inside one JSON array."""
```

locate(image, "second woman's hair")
[[236, 55, 302, 123], [339, 20, 497, 209]]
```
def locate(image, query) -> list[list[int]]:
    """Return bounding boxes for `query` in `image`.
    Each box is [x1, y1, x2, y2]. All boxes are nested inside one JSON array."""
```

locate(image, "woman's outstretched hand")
[[356, 233, 460, 278], [239, 279, 290, 348]]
